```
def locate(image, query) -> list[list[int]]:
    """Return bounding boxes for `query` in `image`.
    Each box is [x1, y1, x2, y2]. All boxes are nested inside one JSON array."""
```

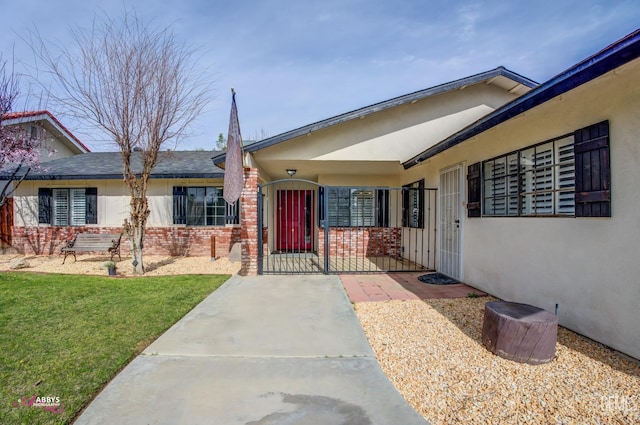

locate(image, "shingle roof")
[[1, 110, 91, 153], [213, 66, 537, 165], [403, 29, 640, 169], [9, 151, 224, 180]]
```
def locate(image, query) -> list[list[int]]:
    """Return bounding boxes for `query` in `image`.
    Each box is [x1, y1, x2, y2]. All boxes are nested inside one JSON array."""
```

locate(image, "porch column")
[[240, 167, 259, 276]]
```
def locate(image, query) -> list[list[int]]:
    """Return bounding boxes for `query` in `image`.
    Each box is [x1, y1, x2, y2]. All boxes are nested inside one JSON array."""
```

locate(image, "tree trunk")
[[482, 301, 558, 365], [130, 223, 145, 274]]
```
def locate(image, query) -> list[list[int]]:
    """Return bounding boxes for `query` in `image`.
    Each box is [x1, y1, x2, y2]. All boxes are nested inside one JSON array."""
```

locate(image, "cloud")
[[457, 2, 481, 41], [1, 0, 638, 150]]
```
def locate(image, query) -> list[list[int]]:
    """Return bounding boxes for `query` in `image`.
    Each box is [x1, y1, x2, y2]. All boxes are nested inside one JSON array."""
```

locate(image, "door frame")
[[276, 189, 314, 252], [438, 163, 464, 280]]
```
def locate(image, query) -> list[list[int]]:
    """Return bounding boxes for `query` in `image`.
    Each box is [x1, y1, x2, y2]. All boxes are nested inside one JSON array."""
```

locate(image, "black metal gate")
[[258, 179, 437, 275]]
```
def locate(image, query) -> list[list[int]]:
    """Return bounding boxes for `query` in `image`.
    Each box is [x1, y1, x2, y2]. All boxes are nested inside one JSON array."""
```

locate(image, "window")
[[467, 120, 610, 218], [322, 187, 389, 227], [482, 135, 575, 216], [173, 186, 239, 226], [38, 188, 97, 225], [403, 179, 424, 228]]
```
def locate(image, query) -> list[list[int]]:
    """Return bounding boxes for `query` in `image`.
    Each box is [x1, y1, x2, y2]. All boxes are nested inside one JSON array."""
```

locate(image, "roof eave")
[[213, 67, 538, 164], [18, 172, 225, 181], [403, 29, 640, 169], [1, 111, 91, 153]]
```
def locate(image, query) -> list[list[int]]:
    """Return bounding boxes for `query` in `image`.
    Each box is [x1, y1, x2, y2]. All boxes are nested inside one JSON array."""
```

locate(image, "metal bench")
[[61, 233, 122, 264]]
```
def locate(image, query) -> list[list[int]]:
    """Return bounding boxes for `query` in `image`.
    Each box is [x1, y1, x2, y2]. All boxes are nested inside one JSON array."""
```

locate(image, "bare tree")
[[0, 54, 45, 208], [31, 13, 210, 274]]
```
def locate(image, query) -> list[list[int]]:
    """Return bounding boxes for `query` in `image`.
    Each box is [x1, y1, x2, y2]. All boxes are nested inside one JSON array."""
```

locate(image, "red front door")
[[277, 190, 314, 252]]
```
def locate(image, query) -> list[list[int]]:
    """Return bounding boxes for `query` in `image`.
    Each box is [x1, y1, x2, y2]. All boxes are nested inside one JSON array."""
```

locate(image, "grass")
[[0, 272, 229, 425]]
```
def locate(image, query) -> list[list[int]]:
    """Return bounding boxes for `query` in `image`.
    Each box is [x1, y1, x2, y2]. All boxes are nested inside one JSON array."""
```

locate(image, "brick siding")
[[240, 167, 259, 275], [9, 167, 262, 276], [318, 227, 402, 258], [12, 225, 241, 257]]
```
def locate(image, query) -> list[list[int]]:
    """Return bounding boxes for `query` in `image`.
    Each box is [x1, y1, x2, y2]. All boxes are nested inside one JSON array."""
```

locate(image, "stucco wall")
[[251, 82, 523, 181], [41, 132, 78, 161], [256, 83, 519, 163], [14, 178, 225, 227], [11, 177, 239, 257], [408, 59, 640, 359], [10, 122, 80, 161]]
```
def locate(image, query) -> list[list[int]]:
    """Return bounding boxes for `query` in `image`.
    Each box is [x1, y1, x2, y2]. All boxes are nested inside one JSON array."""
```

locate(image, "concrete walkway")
[[75, 275, 428, 425]]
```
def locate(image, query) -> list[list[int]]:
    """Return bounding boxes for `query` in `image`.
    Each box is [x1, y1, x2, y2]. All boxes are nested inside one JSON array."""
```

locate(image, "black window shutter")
[[38, 188, 52, 224], [402, 187, 409, 227], [467, 162, 481, 217], [173, 186, 187, 224], [574, 120, 611, 217], [85, 188, 98, 224], [318, 186, 325, 224], [417, 180, 425, 228], [376, 189, 389, 227]]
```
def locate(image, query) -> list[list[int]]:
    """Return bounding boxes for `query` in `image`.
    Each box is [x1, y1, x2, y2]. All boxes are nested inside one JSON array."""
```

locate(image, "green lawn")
[[0, 272, 229, 425]]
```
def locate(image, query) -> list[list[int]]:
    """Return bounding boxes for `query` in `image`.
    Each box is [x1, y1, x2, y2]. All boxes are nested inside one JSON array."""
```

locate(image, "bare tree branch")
[[29, 12, 211, 274]]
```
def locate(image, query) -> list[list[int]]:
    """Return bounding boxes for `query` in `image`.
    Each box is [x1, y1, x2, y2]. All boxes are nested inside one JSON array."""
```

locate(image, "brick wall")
[[12, 225, 241, 257], [318, 227, 402, 258], [10, 167, 262, 275], [240, 167, 259, 275]]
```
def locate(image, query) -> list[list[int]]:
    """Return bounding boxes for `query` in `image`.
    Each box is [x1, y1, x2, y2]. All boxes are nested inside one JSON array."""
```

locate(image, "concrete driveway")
[[75, 274, 428, 425]]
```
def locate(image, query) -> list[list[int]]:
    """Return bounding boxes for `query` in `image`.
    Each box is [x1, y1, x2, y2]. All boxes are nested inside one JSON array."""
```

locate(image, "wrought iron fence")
[[258, 179, 437, 275]]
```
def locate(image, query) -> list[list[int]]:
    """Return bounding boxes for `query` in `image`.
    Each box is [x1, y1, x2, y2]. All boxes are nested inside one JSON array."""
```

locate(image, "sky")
[[0, 0, 638, 152]]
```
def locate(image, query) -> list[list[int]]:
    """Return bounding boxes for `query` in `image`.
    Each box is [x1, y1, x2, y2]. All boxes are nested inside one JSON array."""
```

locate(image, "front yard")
[[356, 298, 640, 424], [0, 272, 228, 425]]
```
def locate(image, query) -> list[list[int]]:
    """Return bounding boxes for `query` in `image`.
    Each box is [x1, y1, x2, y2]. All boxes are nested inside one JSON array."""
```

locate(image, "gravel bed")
[[0, 254, 240, 276], [355, 298, 640, 425]]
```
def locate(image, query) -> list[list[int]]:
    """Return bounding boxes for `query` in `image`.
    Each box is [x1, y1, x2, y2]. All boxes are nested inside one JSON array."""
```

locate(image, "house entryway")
[[276, 190, 314, 252], [258, 179, 438, 275], [438, 165, 463, 280]]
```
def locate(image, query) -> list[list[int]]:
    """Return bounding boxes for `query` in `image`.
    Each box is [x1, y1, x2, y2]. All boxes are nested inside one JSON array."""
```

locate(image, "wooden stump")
[[482, 301, 558, 365]]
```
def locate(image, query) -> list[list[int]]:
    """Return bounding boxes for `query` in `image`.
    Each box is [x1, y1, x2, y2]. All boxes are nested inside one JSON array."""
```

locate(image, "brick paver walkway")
[[340, 272, 487, 303]]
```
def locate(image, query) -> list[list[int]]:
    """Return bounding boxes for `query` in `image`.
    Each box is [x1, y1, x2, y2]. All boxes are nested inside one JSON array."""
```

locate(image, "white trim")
[[438, 163, 465, 280]]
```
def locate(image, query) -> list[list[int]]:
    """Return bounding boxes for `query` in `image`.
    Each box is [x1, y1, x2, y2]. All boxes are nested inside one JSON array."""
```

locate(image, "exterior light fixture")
[[286, 169, 297, 177]]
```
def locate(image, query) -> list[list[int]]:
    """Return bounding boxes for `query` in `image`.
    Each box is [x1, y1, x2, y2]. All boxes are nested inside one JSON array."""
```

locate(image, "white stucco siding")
[[98, 180, 130, 226], [253, 83, 521, 180], [40, 133, 78, 161], [11, 123, 81, 162], [412, 59, 640, 359], [146, 180, 173, 227], [13, 180, 129, 227], [313, 104, 495, 162], [13, 178, 224, 228], [317, 174, 401, 187]]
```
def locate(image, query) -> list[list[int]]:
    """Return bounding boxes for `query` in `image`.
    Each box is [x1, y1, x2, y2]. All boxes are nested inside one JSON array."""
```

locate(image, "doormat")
[[417, 273, 460, 285]]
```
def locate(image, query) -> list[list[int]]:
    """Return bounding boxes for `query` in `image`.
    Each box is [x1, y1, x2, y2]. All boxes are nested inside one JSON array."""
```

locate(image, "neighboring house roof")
[[1, 110, 91, 154], [403, 28, 640, 169], [212, 66, 538, 165], [8, 151, 224, 180]]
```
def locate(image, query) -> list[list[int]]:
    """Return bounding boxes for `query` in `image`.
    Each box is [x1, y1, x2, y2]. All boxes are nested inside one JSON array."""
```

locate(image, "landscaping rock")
[[356, 298, 640, 424], [9, 257, 30, 270], [229, 242, 242, 262], [0, 254, 240, 276]]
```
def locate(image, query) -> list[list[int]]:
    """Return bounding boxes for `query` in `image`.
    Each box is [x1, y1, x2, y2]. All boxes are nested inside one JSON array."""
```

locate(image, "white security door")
[[439, 165, 463, 280]]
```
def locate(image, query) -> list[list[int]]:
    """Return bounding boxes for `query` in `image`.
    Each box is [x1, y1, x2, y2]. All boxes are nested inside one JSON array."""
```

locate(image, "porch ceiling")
[[254, 159, 403, 181]]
